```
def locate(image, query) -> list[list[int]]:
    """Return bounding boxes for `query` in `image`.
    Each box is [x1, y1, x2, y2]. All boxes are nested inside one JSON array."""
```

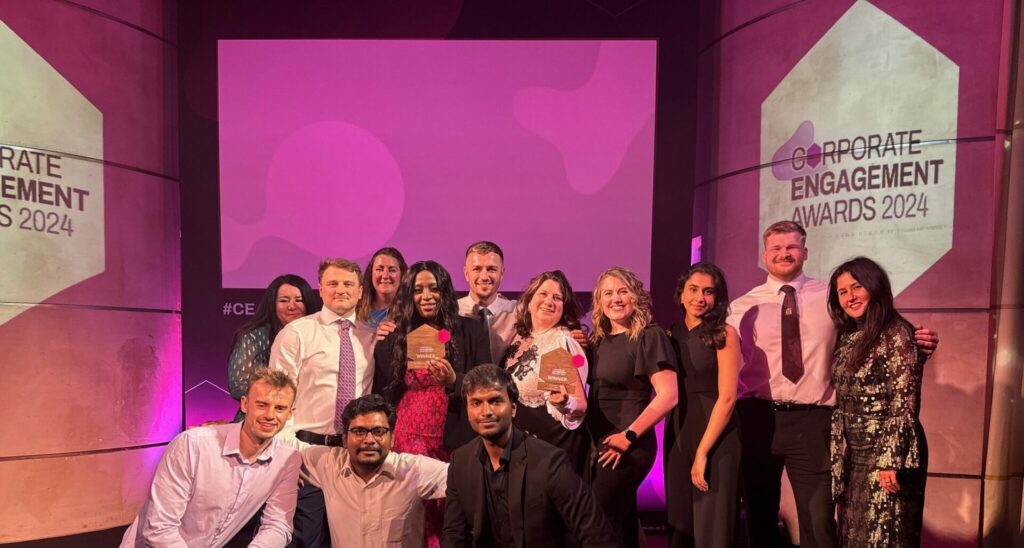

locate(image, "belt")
[[769, 400, 827, 411], [296, 430, 345, 446]]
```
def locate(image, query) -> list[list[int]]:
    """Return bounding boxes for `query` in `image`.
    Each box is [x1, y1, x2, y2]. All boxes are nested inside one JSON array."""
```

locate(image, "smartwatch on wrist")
[[624, 428, 638, 443]]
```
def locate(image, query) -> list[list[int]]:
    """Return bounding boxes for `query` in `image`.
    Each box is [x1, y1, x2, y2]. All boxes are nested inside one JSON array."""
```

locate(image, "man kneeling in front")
[[443, 364, 618, 547], [302, 394, 449, 547], [122, 368, 301, 547]]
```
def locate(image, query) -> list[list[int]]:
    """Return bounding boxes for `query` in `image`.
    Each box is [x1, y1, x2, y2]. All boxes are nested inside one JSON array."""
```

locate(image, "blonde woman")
[[587, 267, 678, 548]]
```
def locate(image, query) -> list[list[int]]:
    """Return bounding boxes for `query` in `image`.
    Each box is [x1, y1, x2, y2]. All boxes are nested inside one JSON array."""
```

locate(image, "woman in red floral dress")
[[372, 260, 489, 547]]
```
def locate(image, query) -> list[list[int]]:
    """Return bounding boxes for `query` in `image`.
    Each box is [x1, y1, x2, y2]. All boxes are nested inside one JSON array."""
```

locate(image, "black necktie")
[[780, 285, 804, 383], [477, 307, 493, 362]]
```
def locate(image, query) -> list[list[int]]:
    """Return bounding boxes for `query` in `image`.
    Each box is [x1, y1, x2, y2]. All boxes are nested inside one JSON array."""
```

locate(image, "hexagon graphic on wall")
[[759, 0, 957, 295], [0, 19, 104, 326]]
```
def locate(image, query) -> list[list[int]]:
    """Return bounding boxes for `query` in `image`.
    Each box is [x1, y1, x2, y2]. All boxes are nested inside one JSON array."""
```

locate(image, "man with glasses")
[[301, 394, 449, 548]]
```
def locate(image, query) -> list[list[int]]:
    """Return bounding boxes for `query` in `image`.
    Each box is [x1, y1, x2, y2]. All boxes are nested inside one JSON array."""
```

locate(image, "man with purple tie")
[[271, 257, 376, 547]]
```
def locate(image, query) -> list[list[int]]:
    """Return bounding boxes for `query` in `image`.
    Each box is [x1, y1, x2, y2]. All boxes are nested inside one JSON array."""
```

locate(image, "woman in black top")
[[503, 270, 591, 475], [587, 267, 678, 548], [664, 262, 742, 548], [371, 260, 489, 548], [371, 260, 490, 453]]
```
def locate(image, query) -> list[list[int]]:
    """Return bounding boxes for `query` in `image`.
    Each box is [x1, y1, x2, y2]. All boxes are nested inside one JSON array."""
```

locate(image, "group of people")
[[122, 221, 937, 548]]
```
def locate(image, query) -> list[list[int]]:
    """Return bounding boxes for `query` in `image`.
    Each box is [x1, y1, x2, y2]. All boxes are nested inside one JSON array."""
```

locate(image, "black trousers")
[[287, 482, 327, 548], [737, 399, 836, 548]]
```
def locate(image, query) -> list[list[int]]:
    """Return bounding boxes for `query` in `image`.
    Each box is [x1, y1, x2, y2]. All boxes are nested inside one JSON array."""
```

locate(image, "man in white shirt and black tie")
[[457, 241, 517, 363]]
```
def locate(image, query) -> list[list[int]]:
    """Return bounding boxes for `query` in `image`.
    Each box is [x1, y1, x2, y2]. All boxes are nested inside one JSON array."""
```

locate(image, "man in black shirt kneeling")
[[442, 364, 618, 548]]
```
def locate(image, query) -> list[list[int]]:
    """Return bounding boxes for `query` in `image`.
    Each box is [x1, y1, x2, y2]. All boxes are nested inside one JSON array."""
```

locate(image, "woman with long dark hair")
[[664, 262, 742, 547], [227, 274, 319, 421], [503, 270, 590, 474], [587, 267, 678, 548], [357, 247, 407, 329], [827, 257, 927, 547], [372, 260, 489, 548]]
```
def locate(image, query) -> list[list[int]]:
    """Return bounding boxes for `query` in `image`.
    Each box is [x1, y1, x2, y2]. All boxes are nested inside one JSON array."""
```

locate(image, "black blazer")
[[372, 315, 490, 449], [442, 429, 619, 548]]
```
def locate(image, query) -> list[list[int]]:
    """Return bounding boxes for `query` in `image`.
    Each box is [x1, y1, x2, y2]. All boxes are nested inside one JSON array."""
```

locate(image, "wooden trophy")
[[407, 324, 446, 369], [537, 347, 584, 395]]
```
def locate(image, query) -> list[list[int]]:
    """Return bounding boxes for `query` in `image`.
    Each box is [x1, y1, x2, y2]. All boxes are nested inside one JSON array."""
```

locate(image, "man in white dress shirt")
[[121, 369, 301, 548], [302, 394, 448, 548], [455, 241, 589, 363], [457, 240, 517, 363], [270, 257, 376, 547]]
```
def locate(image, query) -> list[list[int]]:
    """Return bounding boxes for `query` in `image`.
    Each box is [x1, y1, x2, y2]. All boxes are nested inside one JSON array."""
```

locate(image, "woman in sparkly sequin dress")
[[827, 257, 927, 547]]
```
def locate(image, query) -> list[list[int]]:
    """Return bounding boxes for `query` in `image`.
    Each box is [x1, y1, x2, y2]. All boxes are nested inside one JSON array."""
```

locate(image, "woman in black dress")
[[828, 257, 927, 547], [503, 270, 590, 475], [664, 262, 742, 548], [587, 267, 678, 548]]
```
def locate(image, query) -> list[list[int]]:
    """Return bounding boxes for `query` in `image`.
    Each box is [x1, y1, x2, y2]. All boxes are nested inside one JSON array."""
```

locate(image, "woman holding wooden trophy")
[[502, 270, 591, 475], [372, 260, 489, 547]]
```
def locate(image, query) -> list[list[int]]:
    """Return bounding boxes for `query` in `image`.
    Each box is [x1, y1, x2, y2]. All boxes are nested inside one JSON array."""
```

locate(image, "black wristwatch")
[[623, 428, 638, 443]]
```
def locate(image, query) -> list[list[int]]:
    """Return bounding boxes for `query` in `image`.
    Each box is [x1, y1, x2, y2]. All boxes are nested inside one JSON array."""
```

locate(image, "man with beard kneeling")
[[442, 364, 618, 548], [301, 394, 449, 547]]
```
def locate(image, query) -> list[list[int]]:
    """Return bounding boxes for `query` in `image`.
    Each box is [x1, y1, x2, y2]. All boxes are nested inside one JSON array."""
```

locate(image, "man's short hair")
[[464, 241, 504, 261], [461, 363, 519, 403], [341, 394, 398, 432], [248, 368, 297, 398], [762, 221, 807, 245], [318, 257, 362, 284]]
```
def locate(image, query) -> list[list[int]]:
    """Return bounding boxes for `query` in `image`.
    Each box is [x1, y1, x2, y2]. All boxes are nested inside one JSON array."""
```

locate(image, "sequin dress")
[[831, 321, 927, 547]]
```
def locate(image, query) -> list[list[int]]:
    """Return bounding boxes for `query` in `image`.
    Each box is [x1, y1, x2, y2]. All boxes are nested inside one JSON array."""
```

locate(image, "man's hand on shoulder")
[[913, 325, 939, 357]]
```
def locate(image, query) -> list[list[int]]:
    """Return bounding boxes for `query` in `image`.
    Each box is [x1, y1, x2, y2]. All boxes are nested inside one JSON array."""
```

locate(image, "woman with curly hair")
[[587, 267, 678, 548], [664, 262, 742, 548], [372, 260, 489, 548], [502, 270, 590, 474]]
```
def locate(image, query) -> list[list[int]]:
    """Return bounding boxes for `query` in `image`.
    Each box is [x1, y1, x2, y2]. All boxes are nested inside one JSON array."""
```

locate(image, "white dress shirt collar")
[[221, 422, 277, 463], [765, 271, 812, 293], [340, 450, 399, 482], [319, 307, 358, 325]]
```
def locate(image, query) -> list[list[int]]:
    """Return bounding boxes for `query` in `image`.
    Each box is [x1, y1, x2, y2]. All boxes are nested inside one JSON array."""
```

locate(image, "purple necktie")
[[780, 285, 804, 383], [334, 319, 357, 432]]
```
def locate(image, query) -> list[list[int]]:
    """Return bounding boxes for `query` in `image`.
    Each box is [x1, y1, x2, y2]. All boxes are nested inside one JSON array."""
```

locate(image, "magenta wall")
[[695, 0, 1009, 544], [0, 0, 179, 541]]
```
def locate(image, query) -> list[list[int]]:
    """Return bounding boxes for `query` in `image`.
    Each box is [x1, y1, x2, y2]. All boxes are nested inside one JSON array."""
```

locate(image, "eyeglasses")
[[346, 427, 391, 440]]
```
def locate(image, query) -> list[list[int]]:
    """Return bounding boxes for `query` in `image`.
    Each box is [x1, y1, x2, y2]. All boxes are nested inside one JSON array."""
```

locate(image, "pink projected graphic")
[[219, 40, 657, 291]]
